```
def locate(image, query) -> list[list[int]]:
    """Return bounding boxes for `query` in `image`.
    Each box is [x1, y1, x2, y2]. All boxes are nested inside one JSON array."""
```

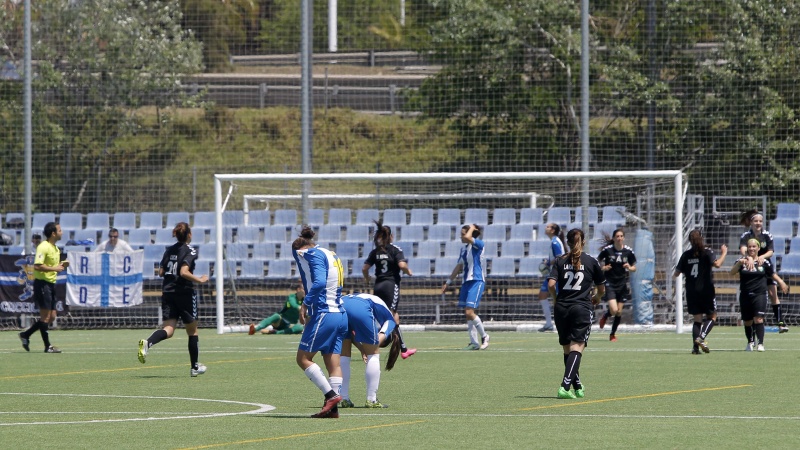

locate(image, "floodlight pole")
[[301, 0, 313, 219]]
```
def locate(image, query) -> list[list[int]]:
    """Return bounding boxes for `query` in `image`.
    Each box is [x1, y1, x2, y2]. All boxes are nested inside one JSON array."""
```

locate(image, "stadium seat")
[[226, 242, 250, 261], [444, 240, 464, 256], [482, 224, 507, 242], [193, 260, 211, 277], [382, 209, 407, 227], [390, 241, 413, 256], [775, 203, 800, 222], [344, 224, 370, 242], [138, 212, 163, 231], [237, 226, 261, 244], [143, 244, 166, 262], [499, 243, 525, 258], [355, 208, 380, 226], [586, 239, 604, 257], [400, 225, 424, 242], [433, 257, 459, 278], [142, 260, 160, 280], [63, 245, 89, 254], [779, 254, 800, 275], [464, 208, 489, 225], [518, 208, 544, 225], [127, 229, 153, 247], [4, 245, 24, 254], [769, 219, 794, 240], [327, 208, 352, 225], [223, 210, 245, 229], [593, 222, 619, 241], [221, 260, 239, 277], [306, 209, 325, 226], [4, 212, 24, 229], [574, 206, 599, 225], [407, 258, 432, 276], [197, 244, 217, 261], [529, 240, 552, 260], [32, 212, 56, 232], [73, 229, 100, 244], [774, 238, 787, 256], [0, 228, 19, 245], [409, 208, 434, 226], [247, 210, 271, 227], [482, 242, 500, 258], [263, 225, 288, 243], [193, 211, 216, 228], [436, 208, 461, 226], [546, 207, 571, 226], [58, 213, 83, 238], [334, 241, 360, 260], [154, 228, 175, 245], [252, 243, 279, 260], [266, 260, 293, 279], [241, 260, 265, 279], [516, 257, 543, 278], [316, 225, 342, 242], [273, 209, 298, 226], [112, 212, 137, 232], [427, 224, 453, 242], [416, 241, 442, 259], [509, 224, 535, 242], [789, 237, 800, 254], [166, 211, 190, 228], [491, 208, 517, 226], [488, 258, 516, 278], [601, 206, 626, 225], [206, 227, 233, 244]]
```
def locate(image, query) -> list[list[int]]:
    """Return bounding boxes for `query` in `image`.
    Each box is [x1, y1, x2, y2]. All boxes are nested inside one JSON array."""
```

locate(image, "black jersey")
[[365, 243, 407, 284], [737, 258, 775, 295], [739, 230, 774, 256], [675, 248, 716, 295], [597, 244, 636, 287], [160, 242, 199, 293], [548, 253, 605, 305]]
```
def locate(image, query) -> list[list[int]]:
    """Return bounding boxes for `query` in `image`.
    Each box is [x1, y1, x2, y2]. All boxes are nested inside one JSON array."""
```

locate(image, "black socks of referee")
[[561, 351, 582, 390]]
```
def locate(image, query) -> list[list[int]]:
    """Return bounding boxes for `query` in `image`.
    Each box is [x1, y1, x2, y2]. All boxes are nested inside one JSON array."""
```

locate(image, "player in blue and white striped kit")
[[337, 293, 402, 409], [292, 226, 348, 419], [441, 224, 490, 350], [538, 223, 566, 332]]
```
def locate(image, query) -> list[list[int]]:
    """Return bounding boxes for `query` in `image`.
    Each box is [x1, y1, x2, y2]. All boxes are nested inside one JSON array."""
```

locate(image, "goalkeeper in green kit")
[[249, 280, 305, 335]]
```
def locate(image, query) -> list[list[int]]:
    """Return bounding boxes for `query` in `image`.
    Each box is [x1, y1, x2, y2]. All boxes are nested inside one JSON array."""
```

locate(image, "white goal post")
[[212, 171, 686, 334]]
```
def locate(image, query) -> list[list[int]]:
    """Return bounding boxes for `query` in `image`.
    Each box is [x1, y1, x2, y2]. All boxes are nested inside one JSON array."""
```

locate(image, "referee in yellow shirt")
[[19, 222, 67, 353]]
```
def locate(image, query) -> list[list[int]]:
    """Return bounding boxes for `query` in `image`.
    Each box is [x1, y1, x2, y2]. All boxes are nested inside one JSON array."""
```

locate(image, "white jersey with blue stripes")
[[293, 245, 345, 316], [343, 293, 397, 335], [549, 236, 566, 263], [458, 238, 486, 282]]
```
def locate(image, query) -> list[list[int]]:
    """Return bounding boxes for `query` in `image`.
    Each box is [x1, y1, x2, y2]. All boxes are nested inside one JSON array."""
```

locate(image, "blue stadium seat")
[[400, 225, 424, 242], [193, 211, 216, 228], [252, 243, 279, 260], [593, 222, 620, 241], [220, 260, 238, 277], [316, 225, 342, 242], [205, 227, 233, 244], [334, 241, 360, 260], [189, 227, 209, 245], [355, 209, 380, 226], [427, 224, 453, 242], [482, 224, 507, 242], [769, 219, 794, 240], [574, 206, 599, 225], [518, 208, 544, 225], [273, 209, 298, 226], [444, 240, 463, 256], [142, 259, 160, 280], [516, 257, 543, 278], [345, 225, 370, 242], [306, 209, 325, 226], [409, 208, 434, 226], [327, 208, 352, 225], [464, 208, 489, 225], [436, 208, 461, 226], [509, 224, 535, 242], [197, 244, 217, 261], [482, 242, 500, 258], [33, 212, 56, 231], [546, 207, 571, 226], [113, 212, 137, 231], [390, 241, 412, 256], [58, 213, 83, 238], [127, 229, 153, 247], [138, 212, 163, 231], [154, 228, 175, 245], [4, 212, 24, 229], [407, 258, 431, 276], [143, 244, 166, 262], [247, 210, 272, 227], [241, 260, 265, 279], [223, 210, 245, 229], [266, 260, 293, 279], [789, 237, 800, 254], [601, 206, 626, 225], [529, 240, 552, 260], [263, 225, 288, 243], [488, 258, 516, 278], [0, 228, 19, 245], [775, 203, 800, 222], [226, 242, 250, 261], [73, 229, 99, 244], [382, 209, 407, 227], [237, 226, 261, 244], [193, 260, 211, 277], [416, 241, 442, 259], [63, 245, 89, 254], [166, 211, 190, 228], [773, 238, 787, 256], [779, 254, 800, 275], [491, 208, 517, 225], [499, 243, 525, 258], [433, 257, 459, 278]]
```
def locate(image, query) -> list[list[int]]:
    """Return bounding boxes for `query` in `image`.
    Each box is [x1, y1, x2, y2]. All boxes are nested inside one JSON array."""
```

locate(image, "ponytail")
[[373, 220, 392, 251], [567, 228, 585, 268], [292, 225, 316, 250], [688, 229, 704, 257]]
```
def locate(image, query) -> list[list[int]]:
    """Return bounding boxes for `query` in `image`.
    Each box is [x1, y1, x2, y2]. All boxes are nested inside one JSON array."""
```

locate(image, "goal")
[[210, 171, 688, 334]]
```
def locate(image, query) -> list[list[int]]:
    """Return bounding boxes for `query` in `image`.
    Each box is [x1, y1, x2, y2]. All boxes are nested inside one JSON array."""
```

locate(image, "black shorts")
[[739, 292, 767, 321], [161, 290, 199, 324], [374, 279, 400, 312], [554, 301, 594, 346], [686, 292, 717, 316], [604, 283, 630, 303], [33, 279, 58, 311]]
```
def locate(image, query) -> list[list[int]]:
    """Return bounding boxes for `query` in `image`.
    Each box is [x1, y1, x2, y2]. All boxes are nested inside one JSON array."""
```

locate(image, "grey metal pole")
[[328, 0, 337, 52], [301, 0, 313, 221], [24, 0, 33, 253], [580, 0, 590, 231]]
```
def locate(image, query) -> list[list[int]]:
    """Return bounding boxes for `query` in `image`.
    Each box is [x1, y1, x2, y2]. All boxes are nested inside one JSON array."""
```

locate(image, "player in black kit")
[[673, 229, 728, 354], [596, 229, 637, 342], [739, 210, 787, 332], [137, 222, 209, 376], [730, 237, 788, 352], [548, 228, 605, 399], [362, 220, 416, 359]]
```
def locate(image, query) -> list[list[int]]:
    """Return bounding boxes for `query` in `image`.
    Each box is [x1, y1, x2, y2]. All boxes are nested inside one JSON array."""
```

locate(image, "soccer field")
[[2, 327, 798, 449]]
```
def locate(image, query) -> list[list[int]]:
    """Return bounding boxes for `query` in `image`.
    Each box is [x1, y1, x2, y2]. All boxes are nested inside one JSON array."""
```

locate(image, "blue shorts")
[[298, 311, 348, 354], [345, 297, 395, 345], [458, 280, 485, 309]]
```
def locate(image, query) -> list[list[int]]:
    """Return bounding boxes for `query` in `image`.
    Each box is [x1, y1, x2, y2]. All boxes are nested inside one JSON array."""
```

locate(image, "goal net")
[[211, 171, 688, 334]]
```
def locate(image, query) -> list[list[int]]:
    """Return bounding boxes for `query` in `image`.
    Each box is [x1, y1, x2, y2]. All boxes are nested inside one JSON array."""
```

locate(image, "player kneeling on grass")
[[249, 280, 305, 335], [337, 293, 402, 409]]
